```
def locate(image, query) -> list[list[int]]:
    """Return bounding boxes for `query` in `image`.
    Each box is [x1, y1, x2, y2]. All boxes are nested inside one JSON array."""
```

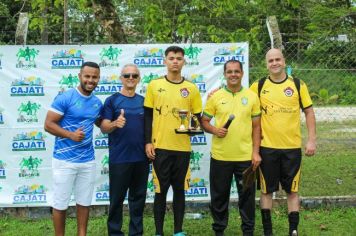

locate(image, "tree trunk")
[[266, 16, 283, 50], [41, 0, 48, 44], [15, 12, 29, 45], [91, 0, 127, 43], [63, 0, 69, 44]]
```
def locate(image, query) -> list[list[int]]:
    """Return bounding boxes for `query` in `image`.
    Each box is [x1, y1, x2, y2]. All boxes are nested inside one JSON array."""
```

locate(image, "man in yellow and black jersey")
[[144, 46, 202, 236], [250, 48, 316, 236], [202, 60, 261, 236]]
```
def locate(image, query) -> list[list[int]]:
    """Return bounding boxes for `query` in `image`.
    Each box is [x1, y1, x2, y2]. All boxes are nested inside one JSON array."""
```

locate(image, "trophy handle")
[[190, 114, 201, 130]]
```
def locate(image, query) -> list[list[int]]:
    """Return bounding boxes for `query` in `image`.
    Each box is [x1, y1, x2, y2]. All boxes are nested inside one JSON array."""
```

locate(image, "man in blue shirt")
[[101, 64, 149, 236], [44, 61, 102, 236]]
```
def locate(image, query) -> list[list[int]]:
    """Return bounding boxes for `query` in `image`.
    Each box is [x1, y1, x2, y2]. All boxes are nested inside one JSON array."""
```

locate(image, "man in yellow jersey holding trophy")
[[144, 46, 202, 236]]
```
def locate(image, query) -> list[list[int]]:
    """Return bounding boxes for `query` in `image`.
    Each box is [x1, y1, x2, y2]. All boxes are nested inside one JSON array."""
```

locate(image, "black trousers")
[[107, 161, 149, 236], [210, 158, 256, 235]]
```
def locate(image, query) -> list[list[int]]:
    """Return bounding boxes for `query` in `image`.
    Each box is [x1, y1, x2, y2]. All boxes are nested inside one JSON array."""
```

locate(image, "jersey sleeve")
[[203, 94, 216, 118], [50, 93, 68, 115], [249, 81, 258, 94], [251, 93, 261, 117], [190, 85, 203, 114], [101, 96, 114, 120], [144, 81, 154, 108], [299, 80, 313, 109]]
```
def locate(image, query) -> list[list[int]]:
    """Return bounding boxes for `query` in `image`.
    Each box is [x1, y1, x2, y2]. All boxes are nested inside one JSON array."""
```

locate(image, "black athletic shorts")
[[259, 147, 302, 194], [152, 149, 191, 193]]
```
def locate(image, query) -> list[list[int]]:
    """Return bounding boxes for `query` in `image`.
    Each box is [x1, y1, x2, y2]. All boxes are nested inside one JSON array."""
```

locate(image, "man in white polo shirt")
[[44, 61, 103, 236]]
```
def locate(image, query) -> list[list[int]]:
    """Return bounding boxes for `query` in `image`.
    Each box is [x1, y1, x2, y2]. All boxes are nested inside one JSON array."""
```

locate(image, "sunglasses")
[[122, 73, 139, 79]]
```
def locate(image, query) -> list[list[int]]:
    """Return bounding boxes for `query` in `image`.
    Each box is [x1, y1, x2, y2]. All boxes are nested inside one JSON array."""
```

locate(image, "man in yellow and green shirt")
[[202, 60, 261, 236]]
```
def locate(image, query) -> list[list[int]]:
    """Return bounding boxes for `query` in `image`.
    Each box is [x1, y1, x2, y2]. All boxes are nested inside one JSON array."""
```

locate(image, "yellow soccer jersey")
[[203, 87, 261, 161], [250, 76, 312, 149], [144, 76, 202, 152]]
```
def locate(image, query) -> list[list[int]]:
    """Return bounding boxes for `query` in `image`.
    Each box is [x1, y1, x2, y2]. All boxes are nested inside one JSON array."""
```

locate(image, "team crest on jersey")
[[241, 97, 248, 105], [180, 88, 189, 98], [284, 87, 294, 97]]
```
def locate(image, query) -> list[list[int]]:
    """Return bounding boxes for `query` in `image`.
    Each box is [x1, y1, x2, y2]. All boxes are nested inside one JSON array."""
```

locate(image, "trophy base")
[[175, 129, 204, 135]]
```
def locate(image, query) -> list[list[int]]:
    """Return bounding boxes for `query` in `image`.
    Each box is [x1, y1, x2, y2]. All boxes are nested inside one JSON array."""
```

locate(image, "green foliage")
[[297, 69, 356, 105], [305, 40, 356, 69], [311, 88, 339, 105], [0, 2, 10, 16], [306, 2, 354, 39]]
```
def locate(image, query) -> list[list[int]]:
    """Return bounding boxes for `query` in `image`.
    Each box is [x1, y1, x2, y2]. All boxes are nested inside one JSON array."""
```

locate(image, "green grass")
[[0, 207, 355, 235], [298, 120, 356, 196]]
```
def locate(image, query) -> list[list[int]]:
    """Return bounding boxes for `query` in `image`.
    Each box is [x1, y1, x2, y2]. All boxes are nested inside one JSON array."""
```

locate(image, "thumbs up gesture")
[[70, 126, 85, 142], [114, 109, 126, 128]]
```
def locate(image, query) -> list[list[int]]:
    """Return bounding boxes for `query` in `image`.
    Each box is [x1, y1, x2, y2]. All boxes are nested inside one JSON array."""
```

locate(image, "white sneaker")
[[291, 230, 298, 236]]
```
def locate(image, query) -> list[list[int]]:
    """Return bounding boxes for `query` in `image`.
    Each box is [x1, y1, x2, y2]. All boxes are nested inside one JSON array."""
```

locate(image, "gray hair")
[[120, 63, 140, 76]]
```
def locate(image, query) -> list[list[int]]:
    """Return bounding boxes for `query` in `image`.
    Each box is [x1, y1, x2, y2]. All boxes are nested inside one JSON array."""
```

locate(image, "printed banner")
[[0, 43, 249, 207]]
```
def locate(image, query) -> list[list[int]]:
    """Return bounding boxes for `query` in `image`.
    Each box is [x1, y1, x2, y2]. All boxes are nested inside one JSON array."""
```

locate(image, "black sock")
[[173, 189, 185, 234], [261, 209, 272, 235], [154, 192, 167, 235], [288, 211, 299, 235]]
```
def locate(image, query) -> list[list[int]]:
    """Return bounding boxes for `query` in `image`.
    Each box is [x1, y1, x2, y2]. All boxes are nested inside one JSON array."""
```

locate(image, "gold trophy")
[[175, 109, 203, 135]]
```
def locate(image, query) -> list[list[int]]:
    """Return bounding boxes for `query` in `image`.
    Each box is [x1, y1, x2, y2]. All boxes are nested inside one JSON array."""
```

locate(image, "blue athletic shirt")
[[50, 88, 102, 163], [101, 93, 146, 164]]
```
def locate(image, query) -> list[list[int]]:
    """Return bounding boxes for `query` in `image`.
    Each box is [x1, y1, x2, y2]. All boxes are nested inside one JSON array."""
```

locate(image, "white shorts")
[[52, 158, 96, 210]]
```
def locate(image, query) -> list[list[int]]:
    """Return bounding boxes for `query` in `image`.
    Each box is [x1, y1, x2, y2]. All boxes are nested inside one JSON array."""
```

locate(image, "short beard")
[[80, 83, 93, 95]]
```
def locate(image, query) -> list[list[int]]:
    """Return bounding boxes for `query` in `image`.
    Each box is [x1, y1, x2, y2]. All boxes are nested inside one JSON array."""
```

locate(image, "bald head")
[[266, 48, 284, 61], [265, 48, 286, 77]]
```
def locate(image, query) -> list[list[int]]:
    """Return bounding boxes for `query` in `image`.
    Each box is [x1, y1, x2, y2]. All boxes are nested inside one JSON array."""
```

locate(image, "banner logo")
[[0, 160, 6, 179], [230, 176, 239, 196], [185, 178, 208, 197], [140, 73, 159, 94], [59, 73, 79, 93], [12, 131, 46, 151], [190, 151, 203, 171], [189, 74, 206, 93], [95, 182, 109, 202], [94, 74, 122, 95], [213, 45, 245, 65], [16, 47, 39, 69], [133, 48, 164, 67], [190, 134, 207, 146], [99, 46, 122, 67], [11, 76, 44, 96], [101, 155, 109, 175], [19, 155, 43, 178], [51, 49, 84, 69], [94, 132, 108, 149], [13, 184, 47, 204], [17, 101, 41, 123], [184, 45, 202, 66], [0, 107, 4, 124], [0, 52, 3, 69], [146, 177, 155, 200]]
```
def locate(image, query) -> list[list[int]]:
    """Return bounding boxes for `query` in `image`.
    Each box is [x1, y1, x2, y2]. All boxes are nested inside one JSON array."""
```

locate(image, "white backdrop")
[[0, 43, 249, 207]]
